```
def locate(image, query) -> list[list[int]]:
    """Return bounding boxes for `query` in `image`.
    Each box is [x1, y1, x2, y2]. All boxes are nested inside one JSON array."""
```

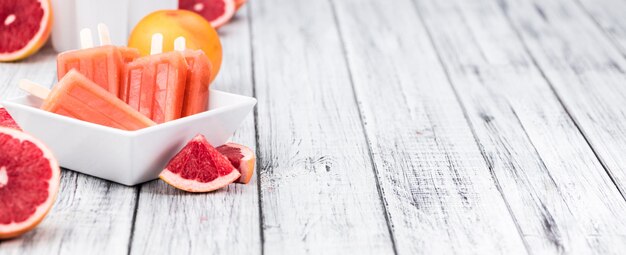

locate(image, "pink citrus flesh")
[[216, 143, 255, 184], [0, 0, 53, 62], [0, 107, 20, 130], [159, 134, 240, 192], [179, 0, 236, 29], [0, 127, 60, 239]]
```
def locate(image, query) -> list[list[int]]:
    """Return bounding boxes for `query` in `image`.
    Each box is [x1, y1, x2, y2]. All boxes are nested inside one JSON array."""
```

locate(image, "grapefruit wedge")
[[0, 107, 20, 130], [0, 0, 53, 62], [160, 134, 240, 192], [179, 0, 236, 29], [216, 143, 255, 184], [0, 127, 60, 239]]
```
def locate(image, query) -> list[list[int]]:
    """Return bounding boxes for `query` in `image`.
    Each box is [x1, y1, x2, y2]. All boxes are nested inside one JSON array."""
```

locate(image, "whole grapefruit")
[[128, 10, 222, 82]]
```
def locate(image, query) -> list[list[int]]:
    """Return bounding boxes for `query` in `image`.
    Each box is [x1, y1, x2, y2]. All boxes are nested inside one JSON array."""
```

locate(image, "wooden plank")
[[575, 0, 626, 57], [249, 0, 395, 254], [416, 0, 626, 253], [331, 0, 528, 253], [129, 7, 261, 255], [0, 46, 57, 99], [0, 46, 137, 255], [498, 0, 626, 196]]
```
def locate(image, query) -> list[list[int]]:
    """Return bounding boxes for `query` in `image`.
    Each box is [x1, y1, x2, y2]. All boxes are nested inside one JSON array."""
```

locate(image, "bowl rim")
[[1, 89, 257, 138]]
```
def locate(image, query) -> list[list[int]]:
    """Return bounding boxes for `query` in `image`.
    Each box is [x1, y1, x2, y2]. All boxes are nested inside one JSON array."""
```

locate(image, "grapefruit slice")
[[0, 127, 60, 239], [160, 134, 240, 192], [216, 143, 255, 184], [0, 107, 20, 130], [179, 0, 236, 29], [0, 0, 53, 62]]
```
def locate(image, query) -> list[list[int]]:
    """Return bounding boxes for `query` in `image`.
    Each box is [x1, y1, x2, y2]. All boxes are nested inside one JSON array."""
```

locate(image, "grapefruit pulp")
[[0, 127, 60, 239], [160, 134, 240, 192], [0, 107, 20, 130], [216, 143, 255, 184], [179, 0, 236, 29], [0, 0, 53, 62]]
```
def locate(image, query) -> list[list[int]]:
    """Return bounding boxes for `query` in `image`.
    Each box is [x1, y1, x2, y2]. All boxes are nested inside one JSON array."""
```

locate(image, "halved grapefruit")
[[160, 134, 240, 192], [0, 0, 53, 62], [0, 107, 20, 130], [0, 127, 60, 239], [216, 143, 255, 184], [179, 0, 236, 29]]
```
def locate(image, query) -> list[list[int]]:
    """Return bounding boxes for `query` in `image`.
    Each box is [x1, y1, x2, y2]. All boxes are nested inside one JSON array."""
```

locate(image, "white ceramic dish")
[[50, 0, 177, 52], [2, 89, 256, 186]]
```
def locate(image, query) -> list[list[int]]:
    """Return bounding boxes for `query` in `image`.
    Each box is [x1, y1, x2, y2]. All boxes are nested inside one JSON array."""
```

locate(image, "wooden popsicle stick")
[[174, 36, 186, 51], [97, 23, 112, 46], [19, 79, 51, 100], [150, 33, 163, 55], [80, 28, 94, 49]]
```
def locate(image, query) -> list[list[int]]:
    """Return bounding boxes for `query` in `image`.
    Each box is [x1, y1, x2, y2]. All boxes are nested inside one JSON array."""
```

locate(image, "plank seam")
[[328, 0, 399, 253], [126, 185, 141, 255], [409, 0, 532, 252], [247, 5, 265, 255], [506, 107, 565, 200], [495, 0, 626, 201]]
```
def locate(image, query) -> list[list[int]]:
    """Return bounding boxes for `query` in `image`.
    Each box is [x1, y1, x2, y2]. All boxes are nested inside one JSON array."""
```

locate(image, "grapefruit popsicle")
[[122, 34, 188, 123], [181, 49, 211, 117], [57, 45, 128, 97], [38, 70, 156, 131], [57, 25, 140, 98], [100, 24, 141, 64], [119, 47, 141, 64]]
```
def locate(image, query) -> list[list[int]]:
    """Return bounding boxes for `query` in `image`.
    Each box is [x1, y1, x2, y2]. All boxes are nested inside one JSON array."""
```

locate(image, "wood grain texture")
[[0, 46, 57, 99], [575, 0, 626, 58], [129, 7, 261, 255], [249, 0, 395, 254], [416, 0, 626, 253], [0, 47, 137, 254], [332, 0, 528, 253], [3, 0, 626, 254], [497, 0, 626, 195]]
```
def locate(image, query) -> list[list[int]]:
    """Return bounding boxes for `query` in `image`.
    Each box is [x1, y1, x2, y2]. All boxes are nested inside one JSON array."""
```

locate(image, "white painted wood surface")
[[332, 0, 527, 253], [2, 0, 626, 254], [417, 0, 626, 253], [498, 0, 626, 195], [249, 0, 394, 253], [575, 0, 626, 57], [128, 7, 261, 255]]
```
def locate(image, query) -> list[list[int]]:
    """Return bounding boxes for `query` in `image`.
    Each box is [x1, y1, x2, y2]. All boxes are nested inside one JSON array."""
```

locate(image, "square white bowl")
[[1, 89, 256, 186]]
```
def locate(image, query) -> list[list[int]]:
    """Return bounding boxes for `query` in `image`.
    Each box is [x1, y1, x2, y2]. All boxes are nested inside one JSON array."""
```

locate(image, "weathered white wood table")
[[2, 0, 626, 253]]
